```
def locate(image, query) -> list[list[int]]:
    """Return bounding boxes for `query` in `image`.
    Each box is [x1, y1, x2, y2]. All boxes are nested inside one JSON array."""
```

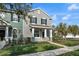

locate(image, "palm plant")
[[0, 4, 6, 11], [14, 3, 32, 23], [71, 25, 79, 37]]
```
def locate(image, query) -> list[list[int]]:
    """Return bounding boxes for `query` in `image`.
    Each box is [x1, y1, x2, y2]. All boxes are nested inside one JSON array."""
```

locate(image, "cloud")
[[68, 4, 79, 11], [52, 15, 57, 20], [62, 14, 71, 20]]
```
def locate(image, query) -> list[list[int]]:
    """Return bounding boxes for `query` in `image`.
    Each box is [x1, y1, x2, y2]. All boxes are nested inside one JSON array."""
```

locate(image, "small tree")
[[56, 23, 67, 39], [71, 25, 79, 37]]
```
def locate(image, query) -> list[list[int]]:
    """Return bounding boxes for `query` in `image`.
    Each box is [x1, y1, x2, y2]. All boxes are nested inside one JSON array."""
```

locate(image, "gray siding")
[[28, 9, 52, 26]]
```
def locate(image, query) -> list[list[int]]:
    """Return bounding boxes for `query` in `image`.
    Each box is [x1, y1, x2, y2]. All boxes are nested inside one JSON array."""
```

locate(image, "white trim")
[[50, 29, 52, 37], [42, 18, 46, 19], [12, 21, 18, 23], [13, 28, 18, 39], [44, 29, 47, 37], [13, 28, 17, 30], [32, 28, 34, 37], [32, 16, 36, 17], [5, 26, 8, 41], [31, 23, 36, 24]]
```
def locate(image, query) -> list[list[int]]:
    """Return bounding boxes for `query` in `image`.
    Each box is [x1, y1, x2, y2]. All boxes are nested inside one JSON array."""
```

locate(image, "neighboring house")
[[63, 33, 79, 39], [0, 10, 24, 44], [23, 8, 53, 42]]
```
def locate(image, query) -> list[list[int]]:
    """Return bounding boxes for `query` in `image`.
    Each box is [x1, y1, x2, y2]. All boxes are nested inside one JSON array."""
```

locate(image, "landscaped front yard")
[[0, 42, 61, 56], [60, 49, 79, 56], [53, 39, 79, 46]]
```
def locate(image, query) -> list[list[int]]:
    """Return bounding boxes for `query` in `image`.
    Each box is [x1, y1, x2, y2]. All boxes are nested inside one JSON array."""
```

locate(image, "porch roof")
[[0, 17, 11, 26], [29, 24, 53, 29]]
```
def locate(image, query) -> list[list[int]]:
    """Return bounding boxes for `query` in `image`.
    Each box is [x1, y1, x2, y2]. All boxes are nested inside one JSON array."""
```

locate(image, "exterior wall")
[[28, 9, 52, 26], [23, 19, 32, 38], [1, 12, 23, 40]]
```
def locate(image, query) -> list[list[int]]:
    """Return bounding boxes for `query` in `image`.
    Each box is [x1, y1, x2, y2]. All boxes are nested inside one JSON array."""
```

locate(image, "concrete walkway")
[[0, 41, 6, 49], [21, 45, 79, 56], [47, 41, 67, 48]]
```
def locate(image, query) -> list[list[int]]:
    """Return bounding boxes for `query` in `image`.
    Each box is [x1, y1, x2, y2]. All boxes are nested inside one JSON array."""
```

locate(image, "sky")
[[33, 3, 79, 26]]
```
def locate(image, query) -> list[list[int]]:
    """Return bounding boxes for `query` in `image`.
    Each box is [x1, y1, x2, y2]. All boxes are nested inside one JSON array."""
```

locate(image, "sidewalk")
[[47, 41, 67, 48], [21, 45, 79, 56]]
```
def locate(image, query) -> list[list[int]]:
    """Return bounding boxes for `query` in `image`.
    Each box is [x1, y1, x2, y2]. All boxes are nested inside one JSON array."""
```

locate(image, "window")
[[13, 29, 17, 38], [30, 16, 37, 24], [13, 14, 18, 22], [8, 26, 12, 37], [41, 18, 47, 25], [34, 29, 39, 37], [0, 12, 5, 19], [49, 19, 52, 20]]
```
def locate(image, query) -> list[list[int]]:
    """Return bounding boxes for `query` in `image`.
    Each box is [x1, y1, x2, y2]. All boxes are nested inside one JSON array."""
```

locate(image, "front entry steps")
[[47, 41, 67, 48], [0, 40, 6, 49]]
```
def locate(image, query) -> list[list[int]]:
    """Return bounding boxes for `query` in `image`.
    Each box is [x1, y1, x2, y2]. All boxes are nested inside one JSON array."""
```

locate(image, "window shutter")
[[35, 17, 37, 24], [18, 15, 20, 22], [41, 19, 42, 24], [30, 16, 32, 23], [45, 19, 47, 25], [11, 13, 13, 21]]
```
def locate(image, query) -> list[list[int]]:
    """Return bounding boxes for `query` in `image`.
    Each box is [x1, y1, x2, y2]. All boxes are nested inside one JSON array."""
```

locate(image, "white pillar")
[[50, 29, 52, 41], [32, 28, 34, 37], [44, 29, 47, 38], [32, 28, 34, 42], [5, 26, 8, 42]]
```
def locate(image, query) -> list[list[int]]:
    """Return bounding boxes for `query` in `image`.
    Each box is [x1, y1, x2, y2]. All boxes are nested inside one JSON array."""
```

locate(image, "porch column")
[[5, 26, 8, 42], [50, 29, 52, 41], [44, 29, 47, 38], [32, 28, 34, 37], [32, 28, 34, 42]]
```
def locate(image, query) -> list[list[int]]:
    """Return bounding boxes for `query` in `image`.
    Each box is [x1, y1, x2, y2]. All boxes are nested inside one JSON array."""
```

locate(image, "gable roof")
[[29, 8, 52, 19]]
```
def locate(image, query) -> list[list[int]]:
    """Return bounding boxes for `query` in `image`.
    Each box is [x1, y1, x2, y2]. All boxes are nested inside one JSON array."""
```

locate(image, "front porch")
[[0, 25, 13, 42], [31, 28, 53, 42], [0, 19, 13, 43]]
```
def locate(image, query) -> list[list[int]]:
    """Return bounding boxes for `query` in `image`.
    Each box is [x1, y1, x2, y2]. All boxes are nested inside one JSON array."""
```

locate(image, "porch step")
[[42, 37, 50, 41], [0, 41, 6, 49]]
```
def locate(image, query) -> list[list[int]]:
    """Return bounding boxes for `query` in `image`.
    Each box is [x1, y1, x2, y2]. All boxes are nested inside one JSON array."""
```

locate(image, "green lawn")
[[0, 42, 61, 56], [53, 39, 79, 46], [60, 49, 79, 56]]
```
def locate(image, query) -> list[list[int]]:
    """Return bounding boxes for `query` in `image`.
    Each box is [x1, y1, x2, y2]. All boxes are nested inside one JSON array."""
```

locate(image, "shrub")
[[53, 33, 63, 40], [23, 37, 31, 44]]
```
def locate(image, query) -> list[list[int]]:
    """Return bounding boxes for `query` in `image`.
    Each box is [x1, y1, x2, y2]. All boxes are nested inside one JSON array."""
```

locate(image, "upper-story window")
[[11, 13, 20, 22], [0, 12, 5, 19], [49, 19, 52, 20], [13, 14, 18, 22], [41, 18, 47, 25], [30, 16, 37, 24]]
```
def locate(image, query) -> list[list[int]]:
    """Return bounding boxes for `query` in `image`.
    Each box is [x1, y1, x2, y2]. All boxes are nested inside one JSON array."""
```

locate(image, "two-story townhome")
[[23, 8, 53, 42], [0, 8, 53, 46]]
